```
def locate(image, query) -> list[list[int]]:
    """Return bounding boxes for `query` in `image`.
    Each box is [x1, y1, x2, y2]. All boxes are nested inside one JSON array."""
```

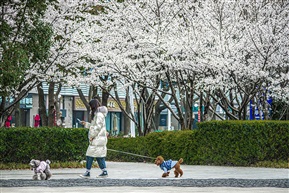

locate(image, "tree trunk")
[[0, 96, 5, 127], [136, 100, 143, 136], [123, 88, 131, 135], [154, 107, 161, 131], [48, 82, 55, 127], [14, 101, 21, 127], [199, 92, 203, 122], [102, 89, 109, 106], [37, 82, 48, 126]]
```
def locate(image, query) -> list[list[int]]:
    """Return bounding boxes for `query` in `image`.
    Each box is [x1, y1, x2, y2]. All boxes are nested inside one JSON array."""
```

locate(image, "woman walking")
[[80, 99, 108, 178]]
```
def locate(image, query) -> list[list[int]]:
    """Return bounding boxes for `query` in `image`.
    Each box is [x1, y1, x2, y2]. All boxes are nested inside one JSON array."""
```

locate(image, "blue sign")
[[250, 97, 272, 120]]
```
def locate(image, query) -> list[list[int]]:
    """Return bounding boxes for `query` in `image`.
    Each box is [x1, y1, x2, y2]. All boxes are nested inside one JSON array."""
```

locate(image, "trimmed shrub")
[[1, 120, 288, 166], [0, 127, 88, 163], [195, 120, 289, 166], [107, 137, 147, 162]]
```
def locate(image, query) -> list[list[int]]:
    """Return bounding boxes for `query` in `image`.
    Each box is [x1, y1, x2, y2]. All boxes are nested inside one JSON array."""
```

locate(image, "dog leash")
[[107, 148, 155, 160]]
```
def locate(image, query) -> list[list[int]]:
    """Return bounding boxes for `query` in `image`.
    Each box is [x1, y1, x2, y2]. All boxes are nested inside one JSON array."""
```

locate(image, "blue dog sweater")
[[159, 159, 177, 173]]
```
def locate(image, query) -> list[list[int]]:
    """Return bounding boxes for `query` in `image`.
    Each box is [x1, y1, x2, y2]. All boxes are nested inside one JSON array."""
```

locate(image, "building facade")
[[8, 83, 185, 134]]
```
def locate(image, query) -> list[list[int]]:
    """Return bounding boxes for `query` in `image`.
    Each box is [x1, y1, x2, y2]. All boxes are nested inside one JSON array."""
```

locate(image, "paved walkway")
[[1, 161, 288, 193]]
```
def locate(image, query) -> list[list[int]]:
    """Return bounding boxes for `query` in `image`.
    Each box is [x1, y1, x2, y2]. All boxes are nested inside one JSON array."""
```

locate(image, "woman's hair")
[[89, 99, 101, 119]]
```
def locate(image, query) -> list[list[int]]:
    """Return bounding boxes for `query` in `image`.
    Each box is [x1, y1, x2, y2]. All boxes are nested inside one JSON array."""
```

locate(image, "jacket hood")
[[98, 106, 108, 117]]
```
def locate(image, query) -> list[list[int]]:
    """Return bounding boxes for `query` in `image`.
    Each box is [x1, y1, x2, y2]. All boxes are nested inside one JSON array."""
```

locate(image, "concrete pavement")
[[1, 161, 288, 193], [1, 187, 288, 193]]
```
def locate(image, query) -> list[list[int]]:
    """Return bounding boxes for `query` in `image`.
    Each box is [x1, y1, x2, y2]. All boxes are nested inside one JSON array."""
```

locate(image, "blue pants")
[[86, 156, 106, 170]]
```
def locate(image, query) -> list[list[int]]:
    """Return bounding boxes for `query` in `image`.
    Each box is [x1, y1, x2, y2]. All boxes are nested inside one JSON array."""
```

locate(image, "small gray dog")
[[29, 159, 52, 180]]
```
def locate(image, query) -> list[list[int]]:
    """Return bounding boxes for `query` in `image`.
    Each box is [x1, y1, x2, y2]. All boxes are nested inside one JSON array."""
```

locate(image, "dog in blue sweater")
[[155, 156, 183, 177]]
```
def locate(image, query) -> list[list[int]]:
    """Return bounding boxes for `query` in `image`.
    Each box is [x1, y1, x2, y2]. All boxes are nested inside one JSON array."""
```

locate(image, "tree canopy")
[[1, 0, 288, 129]]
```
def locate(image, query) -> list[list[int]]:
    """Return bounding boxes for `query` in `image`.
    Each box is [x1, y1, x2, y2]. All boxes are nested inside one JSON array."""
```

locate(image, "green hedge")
[[194, 120, 289, 166], [1, 121, 289, 166], [107, 120, 289, 166], [0, 127, 88, 163]]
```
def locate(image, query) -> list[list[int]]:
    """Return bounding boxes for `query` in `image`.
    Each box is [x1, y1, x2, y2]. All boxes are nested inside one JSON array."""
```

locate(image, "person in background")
[[34, 114, 40, 128], [79, 99, 109, 178], [112, 113, 118, 136], [5, 115, 12, 128]]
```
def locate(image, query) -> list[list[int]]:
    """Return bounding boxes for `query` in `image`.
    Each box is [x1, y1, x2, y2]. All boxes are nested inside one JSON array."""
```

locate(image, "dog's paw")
[[32, 174, 39, 180], [162, 173, 169, 177], [40, 173, 46, 180]]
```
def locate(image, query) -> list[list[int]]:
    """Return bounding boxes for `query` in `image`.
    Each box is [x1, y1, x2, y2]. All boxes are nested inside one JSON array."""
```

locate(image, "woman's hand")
[[80, 121, 86, 126]]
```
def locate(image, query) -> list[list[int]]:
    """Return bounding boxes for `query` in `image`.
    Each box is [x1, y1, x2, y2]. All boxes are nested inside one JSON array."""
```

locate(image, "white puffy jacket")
[[85, 110, 107, 157]]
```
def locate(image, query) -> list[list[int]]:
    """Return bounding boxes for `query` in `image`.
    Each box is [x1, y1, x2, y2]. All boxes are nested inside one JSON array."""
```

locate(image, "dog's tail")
[[46, 160, 51, 165], [178, 158, 183, 164]]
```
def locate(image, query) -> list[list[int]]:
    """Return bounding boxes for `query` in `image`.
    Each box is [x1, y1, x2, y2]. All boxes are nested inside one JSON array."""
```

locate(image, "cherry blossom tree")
[[0, 0, 112, 126], [35, 0, 113, 126], [88, 0, 288, 131], [192, 0, 289, 120], [89, 0, 203, 131], [0, 0, 54, 126], [2, 0, 287, 130]]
